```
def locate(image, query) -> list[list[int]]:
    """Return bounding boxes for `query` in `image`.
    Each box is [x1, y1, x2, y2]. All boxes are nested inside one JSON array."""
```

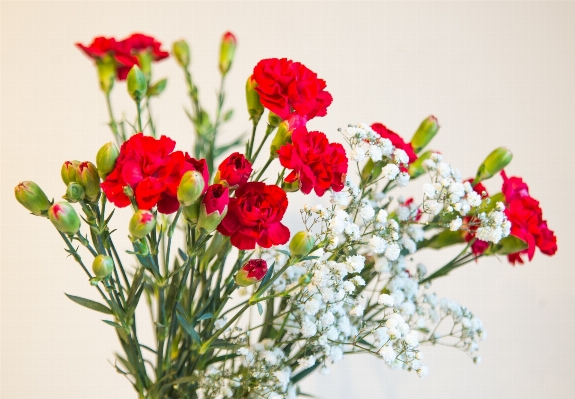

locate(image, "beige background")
[[1, 1, 574, 398]]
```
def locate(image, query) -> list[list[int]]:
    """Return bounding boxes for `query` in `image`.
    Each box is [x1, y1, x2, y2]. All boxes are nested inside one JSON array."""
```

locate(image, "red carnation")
[[252, 58, 333, 120], [235, 259, 269, 287], [101, 133, 207, 214], [215, 152, 253, 188], [76, 36, 137, 80], [500, 171, 557, 264], [278, 127, 348, 196], [217, 182, 289, 250], [371, 123, 417, 164]]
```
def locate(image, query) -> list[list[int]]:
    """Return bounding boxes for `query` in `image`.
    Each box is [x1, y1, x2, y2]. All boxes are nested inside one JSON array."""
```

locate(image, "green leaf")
[[102, 320, 122, 329], [487, 235, 528, 255], [206, 353, 239, 365], [291, 362, 321, 383], [275, 249, 291, 257], [483, 193, 505, 213], [197, 312, 214, 321], [257, 302, 263, 316], [419, 230, 465, 249], [147, 78, 167, 96], [177, 314, 201, 344], [223, 109, 234, 121], [214, 133, 246, 157], [65, 293, 113, 314], [255, 262, 275, 296], [211, 339, 242, 350]]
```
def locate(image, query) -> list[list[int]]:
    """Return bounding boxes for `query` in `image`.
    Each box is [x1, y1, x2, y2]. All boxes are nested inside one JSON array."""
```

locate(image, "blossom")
[[235, 259, 268, 286], [371, 123, 417, 163], [252, 58, 332, 120], [215, 152, 253, 188], [101, 133, 207, 214], [278, 127, 348, 196], [217, 182, 290, 250]]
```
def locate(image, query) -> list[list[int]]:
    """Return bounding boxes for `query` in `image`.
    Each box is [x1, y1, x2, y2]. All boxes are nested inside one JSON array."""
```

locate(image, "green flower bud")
[[289, 231, 315, 257], [177, 170, 205, 206], [408, 150, 434, 179], [361, 159, 383, 183], [14, 181, 51, 216], [76, 162, 101, 202], [61, 160, 80, 185], [246, 75, 264, 124], [474, 147, 513, 185], [173, 40, 190, 68], [410, 116, 439, 154], [183, 201, 200, 225], [235, 259, 268, 287], [92, 255, 114, 278], [65, 182, 85, 203], [270, 120, 292, 158], [95, 54, 116, 94], [197, 185, 229, 234], [129, 210, 156, 239], [268, 111, 283, 128], [127, 65, 147, 102], [96, 142, 119, 179], [48, 202, 81, 235], [218, 32, 237, 76], [281, 179, 300, 193], [136, 51, 152, 82]]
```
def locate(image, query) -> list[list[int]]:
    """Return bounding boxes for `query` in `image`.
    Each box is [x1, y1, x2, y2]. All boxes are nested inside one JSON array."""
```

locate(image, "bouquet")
[[14, 32, 557, 399]]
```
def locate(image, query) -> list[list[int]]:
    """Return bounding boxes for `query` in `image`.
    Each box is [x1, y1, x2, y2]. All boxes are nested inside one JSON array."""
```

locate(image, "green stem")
[[419, 240, 477, 284], [250, 124, 275, 164], [254, 157, 274, 182], [105, 92, 121, 142], [247, 121, 258, 159], [136, 100, 143, 132], [146, 97, 157, 138]]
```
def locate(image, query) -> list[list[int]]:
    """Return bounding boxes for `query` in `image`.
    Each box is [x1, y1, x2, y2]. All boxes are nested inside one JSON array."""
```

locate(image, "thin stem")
[[105, 92, 121, 142], [136, 100, 143, 132], [254, 157, 274, 182], [250, 124, 275, 164], [247, 121, 258, 159]]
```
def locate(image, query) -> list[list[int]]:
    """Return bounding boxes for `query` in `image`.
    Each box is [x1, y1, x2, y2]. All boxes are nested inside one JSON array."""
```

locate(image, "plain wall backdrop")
[[1, 1, 574, 398]]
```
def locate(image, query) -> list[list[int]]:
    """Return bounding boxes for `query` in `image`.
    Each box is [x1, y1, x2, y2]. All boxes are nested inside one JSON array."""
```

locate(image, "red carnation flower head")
[[371, 123, 418, 164], [217, 182, 290, 250], [235, 259, 268, 287], [252, 58, 333, 121], [101, 133, 207, 214], [500, 170, 530, 202], [215, 152, 253, 188], [277, 126, 348, 196]]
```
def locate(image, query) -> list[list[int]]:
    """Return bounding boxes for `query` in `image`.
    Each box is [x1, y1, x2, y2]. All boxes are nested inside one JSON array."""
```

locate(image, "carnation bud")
[[127, 65, 147, 102], [197, 185, 229, 233], [96, 142, 119, 179], [95, 54, 116, 94], [235, 259, 268, 287], [246, 75, 264, 124], [183, 201, 200, 225], [177, 170, 205, 206], [218, 31, 237, 76], [361, 159, 383, 183], [92, 255, 114, 278], [474, 147, 513, 185], [48, 202, 81, 235], [61, 161, 80, 185], [14, 181, 51, 216], [270, 121, 293, 158], [410, 116, 439, 153], [268, 111, 283, 128], [281, 179, 300, 193], [289, 231, 315, 257], [173, 40, 191, 68], [65, 182, 85, 203], [129, 210, 156, 239], [76, 162, 101, 202], [408, 150, 434, 178]]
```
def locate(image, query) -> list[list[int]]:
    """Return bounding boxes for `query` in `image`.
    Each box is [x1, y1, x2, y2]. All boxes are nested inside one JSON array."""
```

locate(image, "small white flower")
[[397, 172, 410, 187], [467, 191, 482, 207], [360, 205, 375, 220], [320, 311, 335, 328], [394, 149, 409, 165], [450, 217, 463, 231], [349, 305, 364, 317], [378, 294, 395, 306], [300, 319, 317, 338], [417, 365, 429, 378], [385, 243, 401, 261], [382, 164, 400, 180], [422, 183, 436, 199], [376, 209, 388, 223], [369, 145, 383, 162], [351, 147, 366, 162], [298, 355, 316, 370], [369, 235, 387, 254], [379, 346, 396, 362], [374, 256, 389, 273]]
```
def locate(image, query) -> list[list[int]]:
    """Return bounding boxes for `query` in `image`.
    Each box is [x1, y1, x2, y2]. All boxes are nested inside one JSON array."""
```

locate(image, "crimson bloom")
[[101, 133, 208, 214], [252, 58, 333, 120], [217, 182, 289, 250], [77, 33, 168, 80], [235, 259, 268, 287], [371, 123, 418, 164], [500, 171, 557, 264], [215, 153, 253, 188], [278, 127, 348, 196]]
